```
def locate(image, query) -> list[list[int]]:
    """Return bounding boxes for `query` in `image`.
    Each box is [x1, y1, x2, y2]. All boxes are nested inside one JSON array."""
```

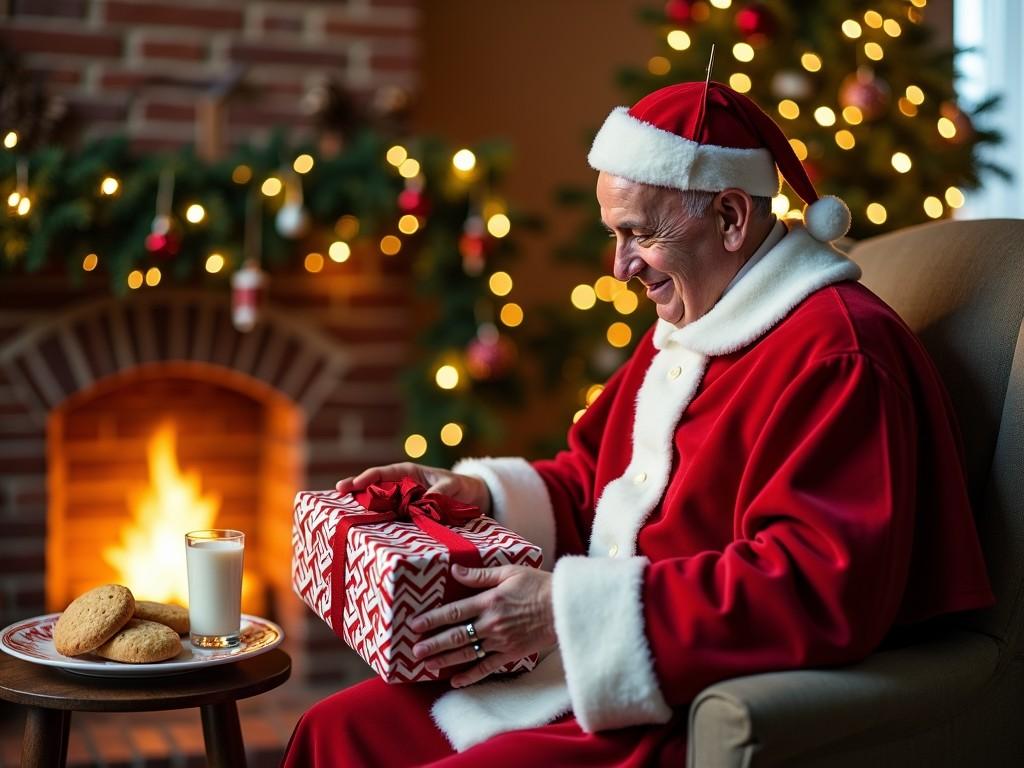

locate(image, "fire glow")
[[103, 421, 220, 606]]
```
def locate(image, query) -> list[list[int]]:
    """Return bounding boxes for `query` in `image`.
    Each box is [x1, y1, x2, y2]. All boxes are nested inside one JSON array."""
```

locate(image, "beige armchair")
[[687, 219, 1024, 767]]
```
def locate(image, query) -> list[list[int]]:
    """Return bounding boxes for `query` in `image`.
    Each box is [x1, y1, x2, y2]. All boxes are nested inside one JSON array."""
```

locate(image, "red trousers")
[[282, 677, 688, 767]]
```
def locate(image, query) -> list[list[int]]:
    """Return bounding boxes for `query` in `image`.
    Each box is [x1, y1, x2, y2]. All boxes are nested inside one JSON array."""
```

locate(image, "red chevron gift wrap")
[[292, 489, 544, 683]]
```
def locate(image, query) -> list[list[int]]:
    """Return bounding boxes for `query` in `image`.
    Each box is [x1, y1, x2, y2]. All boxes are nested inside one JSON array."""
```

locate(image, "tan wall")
[[414, 0, 651, 305], [413, 0, 653, 453]]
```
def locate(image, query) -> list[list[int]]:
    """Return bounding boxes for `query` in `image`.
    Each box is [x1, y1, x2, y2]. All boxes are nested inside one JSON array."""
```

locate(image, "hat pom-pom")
[[804, 195, 851, 242]]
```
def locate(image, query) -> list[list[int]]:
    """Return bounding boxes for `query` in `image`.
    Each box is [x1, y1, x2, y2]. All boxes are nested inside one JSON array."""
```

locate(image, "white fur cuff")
[[431, 650, 571, 751], [552, 555, 672, 732], [452, 456, 556, 569]]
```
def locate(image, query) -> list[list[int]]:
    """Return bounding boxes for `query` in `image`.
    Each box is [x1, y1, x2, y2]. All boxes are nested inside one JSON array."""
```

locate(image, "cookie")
[[134, 600, 189, 635], [53, 584, 135, 657], [93, 619, 182, 663]]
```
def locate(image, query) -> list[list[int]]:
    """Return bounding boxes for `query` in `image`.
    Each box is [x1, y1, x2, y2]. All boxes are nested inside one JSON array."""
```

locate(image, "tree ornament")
[[231, 187, 266, 332], [398, 177, 430, 217], [734, 3, 778, 44], [231, 259, 266, 333], [838, 68, 891, 122], [144, 216, 181, 259], [145, 169, 180, 258], [459, 215, 488, 275], [664, 0, 696, 26], [466, 324, 516, 381], [275, 170, 310, 238], [771, 70, 813, 100]]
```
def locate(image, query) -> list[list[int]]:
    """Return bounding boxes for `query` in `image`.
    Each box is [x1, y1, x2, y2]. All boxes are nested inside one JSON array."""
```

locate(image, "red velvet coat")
[[444, 223, 993, 747]]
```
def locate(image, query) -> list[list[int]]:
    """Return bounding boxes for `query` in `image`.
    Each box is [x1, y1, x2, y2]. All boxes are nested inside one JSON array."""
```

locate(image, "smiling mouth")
[[644, 278, 670, 298]]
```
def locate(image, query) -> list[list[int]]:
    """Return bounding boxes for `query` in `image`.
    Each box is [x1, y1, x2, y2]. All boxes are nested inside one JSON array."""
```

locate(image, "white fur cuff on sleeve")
[[552, 555, 673, 732], [452, 456, 556, 569], [431, 650, 571, 751]]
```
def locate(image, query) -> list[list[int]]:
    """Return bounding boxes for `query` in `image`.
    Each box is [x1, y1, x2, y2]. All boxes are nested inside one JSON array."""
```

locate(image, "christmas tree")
[[541, 0, 1003, 439]]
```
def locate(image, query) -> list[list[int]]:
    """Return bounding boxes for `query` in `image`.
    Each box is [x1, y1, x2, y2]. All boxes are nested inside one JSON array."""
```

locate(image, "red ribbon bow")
[[329, 478, 484, 638]]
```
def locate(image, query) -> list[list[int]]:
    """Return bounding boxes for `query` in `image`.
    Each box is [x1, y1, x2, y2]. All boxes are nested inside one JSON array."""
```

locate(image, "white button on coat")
[[608, 544, 619, 557], [667, 365, 682, 380], [633, 471, 647, 485]]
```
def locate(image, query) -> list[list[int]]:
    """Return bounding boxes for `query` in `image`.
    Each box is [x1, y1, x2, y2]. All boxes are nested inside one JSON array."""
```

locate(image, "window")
[[954, 0, 1024, 217]]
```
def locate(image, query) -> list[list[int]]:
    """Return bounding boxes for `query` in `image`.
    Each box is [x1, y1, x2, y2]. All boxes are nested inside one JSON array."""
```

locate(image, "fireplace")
[[0, 275, 406, 763], [46, 362, 303, 620]]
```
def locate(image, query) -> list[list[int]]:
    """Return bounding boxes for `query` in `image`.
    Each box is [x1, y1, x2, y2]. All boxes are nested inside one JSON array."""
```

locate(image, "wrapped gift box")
[[292, 481, 543, 683]]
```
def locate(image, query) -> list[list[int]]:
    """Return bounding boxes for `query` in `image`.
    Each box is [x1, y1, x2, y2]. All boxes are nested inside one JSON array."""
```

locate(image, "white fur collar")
[[653, 222, 861, 355]]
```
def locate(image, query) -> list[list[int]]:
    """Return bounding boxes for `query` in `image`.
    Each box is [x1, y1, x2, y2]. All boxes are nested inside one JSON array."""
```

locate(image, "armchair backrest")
[[849, 218, 1024, 653]]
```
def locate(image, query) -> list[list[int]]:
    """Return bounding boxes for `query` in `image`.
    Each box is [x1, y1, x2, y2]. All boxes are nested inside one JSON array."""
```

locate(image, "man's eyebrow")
[[602, 220, 648, 232]]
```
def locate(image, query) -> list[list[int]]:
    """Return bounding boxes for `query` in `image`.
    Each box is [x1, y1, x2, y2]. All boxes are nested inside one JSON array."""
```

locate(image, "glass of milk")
[[185, 529, 245, 649]]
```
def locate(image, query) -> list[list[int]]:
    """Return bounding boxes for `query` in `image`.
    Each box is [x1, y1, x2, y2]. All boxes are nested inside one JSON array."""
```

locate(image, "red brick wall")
[[1, 0, 419, 150]]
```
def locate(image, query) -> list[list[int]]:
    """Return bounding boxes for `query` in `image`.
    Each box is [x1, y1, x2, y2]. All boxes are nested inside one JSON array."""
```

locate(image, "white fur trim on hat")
[[804, 195, 852, 242], [588, 106, 780, 196]]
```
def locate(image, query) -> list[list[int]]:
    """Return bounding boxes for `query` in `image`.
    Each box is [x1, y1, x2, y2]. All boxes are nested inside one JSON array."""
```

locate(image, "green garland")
[[0, 131, 534, 466]]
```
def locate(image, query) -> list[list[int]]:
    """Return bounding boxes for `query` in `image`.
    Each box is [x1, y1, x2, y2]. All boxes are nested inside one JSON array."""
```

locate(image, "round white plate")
[[1, 613, 283, 678]]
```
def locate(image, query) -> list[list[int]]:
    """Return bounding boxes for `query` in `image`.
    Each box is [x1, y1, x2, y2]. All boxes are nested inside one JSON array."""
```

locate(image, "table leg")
[[200, 701, 247, 768], [21, 707, 70, 768]]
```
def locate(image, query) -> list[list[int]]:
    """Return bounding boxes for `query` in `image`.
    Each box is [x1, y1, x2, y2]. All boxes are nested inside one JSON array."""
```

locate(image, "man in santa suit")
[[283, 81, 993, 766]]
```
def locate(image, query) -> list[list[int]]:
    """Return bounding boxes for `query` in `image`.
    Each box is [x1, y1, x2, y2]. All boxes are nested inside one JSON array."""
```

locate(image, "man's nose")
[[612, 247, 644, 283]]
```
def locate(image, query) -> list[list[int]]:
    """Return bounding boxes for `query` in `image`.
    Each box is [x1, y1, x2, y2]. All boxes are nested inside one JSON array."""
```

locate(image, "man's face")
[[596, 172, 744, 328]]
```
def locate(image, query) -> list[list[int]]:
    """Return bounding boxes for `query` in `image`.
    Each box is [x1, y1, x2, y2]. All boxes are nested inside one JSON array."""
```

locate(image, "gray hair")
[[679, 190, 773, 220]]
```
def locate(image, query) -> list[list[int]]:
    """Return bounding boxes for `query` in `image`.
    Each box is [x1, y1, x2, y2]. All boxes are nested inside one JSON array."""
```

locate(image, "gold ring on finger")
[[465, 622, 477, 640], [472, 641, 485, 659]]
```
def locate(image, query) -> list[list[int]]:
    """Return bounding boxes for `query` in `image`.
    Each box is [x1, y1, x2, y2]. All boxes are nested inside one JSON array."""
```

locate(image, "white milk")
[[186, 539, 244, 639]]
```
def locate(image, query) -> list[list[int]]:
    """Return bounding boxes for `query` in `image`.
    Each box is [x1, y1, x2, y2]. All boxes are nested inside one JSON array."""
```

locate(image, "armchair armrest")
[[686, 630, 1000, 768]]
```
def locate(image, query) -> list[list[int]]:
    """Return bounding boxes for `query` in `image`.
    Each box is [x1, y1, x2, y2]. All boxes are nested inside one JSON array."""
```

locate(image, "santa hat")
[[587, 81, 850, 242]]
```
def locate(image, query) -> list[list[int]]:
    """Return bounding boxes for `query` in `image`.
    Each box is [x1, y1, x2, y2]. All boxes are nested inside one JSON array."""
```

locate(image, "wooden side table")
[[0, 648, 291, 768]]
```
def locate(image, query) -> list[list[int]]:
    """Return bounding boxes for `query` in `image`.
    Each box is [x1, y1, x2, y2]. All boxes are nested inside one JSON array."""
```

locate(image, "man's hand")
[[409, 565, 557, 687], [335, 463, 491, 516]]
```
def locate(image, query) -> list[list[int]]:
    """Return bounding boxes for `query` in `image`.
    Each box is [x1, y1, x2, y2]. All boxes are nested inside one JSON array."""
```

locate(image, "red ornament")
[[839, 69, 891, 122], [144, 232, 181, 259], [460, 215, 489, 275], [466, 329, 516, 381], [397, 188, 430, 217], [734, 3, 777, 44], [144, 213, 181, 259], [459, 234, 487, 275], [664, 0, 695, 25]]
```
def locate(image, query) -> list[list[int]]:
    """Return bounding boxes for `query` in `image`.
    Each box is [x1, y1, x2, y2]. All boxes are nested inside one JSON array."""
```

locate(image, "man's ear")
[[714, 189, 753, 253]]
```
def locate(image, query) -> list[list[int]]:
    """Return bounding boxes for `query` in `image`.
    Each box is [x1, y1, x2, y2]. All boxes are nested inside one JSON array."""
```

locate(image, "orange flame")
[[103, 421, 220, 605]]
